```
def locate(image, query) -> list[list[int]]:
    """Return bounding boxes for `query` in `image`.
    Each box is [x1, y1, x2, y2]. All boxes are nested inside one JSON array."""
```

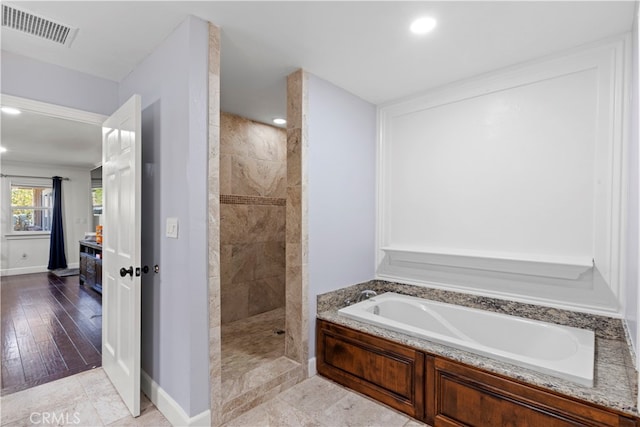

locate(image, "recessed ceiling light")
[[273, 118, 286, 125], [410, 17, 437, 35], [1, 107, 21, 115], [0, 146, 7, 153]]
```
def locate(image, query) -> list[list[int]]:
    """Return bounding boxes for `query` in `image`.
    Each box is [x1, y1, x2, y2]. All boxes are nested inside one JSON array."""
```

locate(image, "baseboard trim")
[[0, 262, 80, 277], [308, 357, 317, 377], [1, 265, 48, 276], [141, 370, 211, 427]]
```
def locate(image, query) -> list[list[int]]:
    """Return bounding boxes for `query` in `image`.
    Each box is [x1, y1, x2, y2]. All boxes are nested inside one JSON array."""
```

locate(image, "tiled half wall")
[[220, 112, 287, 324]]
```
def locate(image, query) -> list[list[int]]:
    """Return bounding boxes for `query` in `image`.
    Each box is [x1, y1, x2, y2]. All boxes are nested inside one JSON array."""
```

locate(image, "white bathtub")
[[338, 292, 595, 387]]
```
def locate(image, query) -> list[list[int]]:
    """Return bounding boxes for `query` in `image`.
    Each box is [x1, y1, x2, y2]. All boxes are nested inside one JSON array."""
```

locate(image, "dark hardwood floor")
[[1, 272, 102, 395]]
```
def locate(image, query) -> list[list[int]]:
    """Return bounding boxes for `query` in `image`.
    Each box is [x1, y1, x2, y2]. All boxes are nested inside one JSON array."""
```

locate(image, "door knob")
[[120, 266, 133, 277]]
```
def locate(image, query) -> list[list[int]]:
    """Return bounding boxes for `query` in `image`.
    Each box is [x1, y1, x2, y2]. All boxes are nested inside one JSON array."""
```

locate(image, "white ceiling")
[[0, 1, 636, 167]]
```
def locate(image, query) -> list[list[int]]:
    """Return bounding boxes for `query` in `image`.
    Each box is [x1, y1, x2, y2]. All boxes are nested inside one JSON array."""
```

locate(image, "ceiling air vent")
[[2, 4, 78, 47]]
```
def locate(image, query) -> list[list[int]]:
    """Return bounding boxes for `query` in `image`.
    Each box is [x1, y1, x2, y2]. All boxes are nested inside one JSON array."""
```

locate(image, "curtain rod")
[[0, 174, 70, 181]]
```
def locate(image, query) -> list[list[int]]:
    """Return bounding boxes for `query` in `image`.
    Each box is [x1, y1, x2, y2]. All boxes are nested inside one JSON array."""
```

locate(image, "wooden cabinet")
[[317, 319, 637, 427], [433, 358, 636, 427], [79, 240, 102, 294], [316, 320, 425, 419]]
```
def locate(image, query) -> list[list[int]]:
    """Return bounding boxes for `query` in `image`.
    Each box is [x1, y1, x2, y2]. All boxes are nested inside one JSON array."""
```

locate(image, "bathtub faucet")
[[356, 290, 377, 302]]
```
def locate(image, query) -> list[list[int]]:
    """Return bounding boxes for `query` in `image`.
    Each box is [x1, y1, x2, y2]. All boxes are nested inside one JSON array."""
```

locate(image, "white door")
[[102, 95, 142, 417]]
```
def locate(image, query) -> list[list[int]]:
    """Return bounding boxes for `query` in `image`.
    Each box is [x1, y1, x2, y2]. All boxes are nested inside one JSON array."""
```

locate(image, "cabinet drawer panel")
[[324, 334, 413, 398], [95, 260, 102, 286], [317, 320, 424, 419], [437, 373, 578, 427], [434, 358, 629, 427]]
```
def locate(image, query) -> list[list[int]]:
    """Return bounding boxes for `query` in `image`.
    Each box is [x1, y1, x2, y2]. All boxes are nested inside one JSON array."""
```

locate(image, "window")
[[92, 187, 102, 215], [11, 184, 53, 232], [90, 166, 102, 216]]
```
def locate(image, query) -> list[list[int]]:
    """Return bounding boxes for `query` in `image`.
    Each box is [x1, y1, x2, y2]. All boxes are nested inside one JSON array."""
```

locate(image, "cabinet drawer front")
[[317, 320, 424, 419], [434, 359, 628, 427], [436, 373, 580, 427], [95, 261, 102, 286], [324, 334, 414, 398]]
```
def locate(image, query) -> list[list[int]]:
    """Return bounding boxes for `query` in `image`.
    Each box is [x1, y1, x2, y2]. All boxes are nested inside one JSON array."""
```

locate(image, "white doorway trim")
[[1, 94, 107, 128]]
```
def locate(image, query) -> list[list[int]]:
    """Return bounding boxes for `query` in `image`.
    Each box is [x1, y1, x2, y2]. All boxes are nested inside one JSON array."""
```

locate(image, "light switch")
[[166, 217, 179, 239]]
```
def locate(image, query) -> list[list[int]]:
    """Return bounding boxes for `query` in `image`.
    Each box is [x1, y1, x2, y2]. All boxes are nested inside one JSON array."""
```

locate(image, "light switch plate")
[[166, 217, 179, 239]]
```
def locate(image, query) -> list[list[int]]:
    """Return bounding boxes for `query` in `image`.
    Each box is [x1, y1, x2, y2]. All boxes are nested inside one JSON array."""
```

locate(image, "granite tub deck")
[[316, 280, 639, 417]]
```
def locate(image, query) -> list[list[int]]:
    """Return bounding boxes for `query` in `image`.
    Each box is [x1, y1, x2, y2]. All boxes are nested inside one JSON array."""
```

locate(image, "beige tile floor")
[[0, 368, 169, 426], [1, 366, 428, 427], [223, 375, 429, 427]]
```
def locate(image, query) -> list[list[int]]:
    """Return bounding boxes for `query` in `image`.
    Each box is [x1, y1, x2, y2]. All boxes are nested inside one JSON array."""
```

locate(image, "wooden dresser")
[[79, 240, 102, 294]]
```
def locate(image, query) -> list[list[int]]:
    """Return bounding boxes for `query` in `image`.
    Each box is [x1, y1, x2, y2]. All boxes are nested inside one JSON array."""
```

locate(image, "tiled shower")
[[212, 69, 308, 424], [220, 112, 287, 324], [218, 111, 293, 420]]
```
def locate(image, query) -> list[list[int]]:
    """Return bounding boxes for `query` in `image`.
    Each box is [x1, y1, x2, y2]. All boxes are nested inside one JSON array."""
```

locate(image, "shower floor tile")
[[221, 307, 286, 381]]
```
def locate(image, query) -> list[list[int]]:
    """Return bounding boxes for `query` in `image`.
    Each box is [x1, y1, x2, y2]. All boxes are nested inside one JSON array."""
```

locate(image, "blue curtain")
[[48, 176, 67, 270]]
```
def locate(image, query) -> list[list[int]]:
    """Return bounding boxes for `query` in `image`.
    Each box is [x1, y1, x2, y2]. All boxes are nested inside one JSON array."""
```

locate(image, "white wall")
[[627, 4, 640, 360], [308, 73, 377, 358], [118, 16, 210, 418], [0, 16, 210, 421], [378, 36, 629, 315], [0, 162, 92, 275], [386, 69, 595, 261], [1, 51, 118, 116], [0, 52, 115, 277]]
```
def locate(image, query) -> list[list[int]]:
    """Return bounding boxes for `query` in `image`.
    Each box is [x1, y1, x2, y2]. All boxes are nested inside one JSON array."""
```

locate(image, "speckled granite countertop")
[[316, 280, 639, 417]]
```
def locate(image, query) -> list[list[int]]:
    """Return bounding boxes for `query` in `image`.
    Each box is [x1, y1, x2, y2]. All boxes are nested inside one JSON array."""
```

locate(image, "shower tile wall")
[[220, 112, 287, 324]]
